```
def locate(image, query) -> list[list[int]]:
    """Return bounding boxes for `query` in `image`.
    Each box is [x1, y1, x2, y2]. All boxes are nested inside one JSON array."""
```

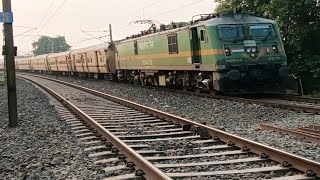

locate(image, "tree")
[[214, 0, 320, 94], [32, 36, 71, 56]]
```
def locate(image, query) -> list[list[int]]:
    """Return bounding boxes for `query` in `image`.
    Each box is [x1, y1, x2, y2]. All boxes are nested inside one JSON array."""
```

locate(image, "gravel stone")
[[0, 79, 104, 179]]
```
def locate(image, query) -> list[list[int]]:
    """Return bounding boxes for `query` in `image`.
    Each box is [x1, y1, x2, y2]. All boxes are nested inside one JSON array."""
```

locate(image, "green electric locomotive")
[[15, 11, 289, 95], [115, 12, 288, 94]]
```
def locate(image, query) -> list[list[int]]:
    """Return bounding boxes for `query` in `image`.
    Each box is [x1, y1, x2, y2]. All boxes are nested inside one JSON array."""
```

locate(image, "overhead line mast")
[[2, 0, 18, 127]]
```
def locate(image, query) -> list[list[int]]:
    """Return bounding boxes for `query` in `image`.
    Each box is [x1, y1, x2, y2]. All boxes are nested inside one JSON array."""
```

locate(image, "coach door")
[[72, 55, 77, 72], [55, 58, 59, 72], [46, 59, 51, 71], [66, 56, 71, 72], [191, 27, 201, 65], [84, 53, 89, 73], [29, 60, 32, 71], [80, 54, 85, 72]]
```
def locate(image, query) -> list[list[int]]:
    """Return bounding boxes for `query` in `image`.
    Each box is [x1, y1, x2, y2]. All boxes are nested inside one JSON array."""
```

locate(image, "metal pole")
[[51, 39, 54, 53], [2, 0, 18, 127], [109, 24, 113, 43]]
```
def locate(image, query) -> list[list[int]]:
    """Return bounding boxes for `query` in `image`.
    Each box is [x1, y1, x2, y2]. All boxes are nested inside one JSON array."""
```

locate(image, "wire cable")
[[14, 25, 37, 29], [37, 0, 56, 28], [149, 0, 207, 19], [15, 0, 57, 54], [113, 0, 207, 33], [38, 0, 68, 33], [14, 28, 37, 38], [94, 0, 161, 31], [80, 30, 107, 43]]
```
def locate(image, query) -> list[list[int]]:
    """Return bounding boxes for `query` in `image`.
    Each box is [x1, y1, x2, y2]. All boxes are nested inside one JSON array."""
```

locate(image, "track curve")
[[18, 74, 320, 179]]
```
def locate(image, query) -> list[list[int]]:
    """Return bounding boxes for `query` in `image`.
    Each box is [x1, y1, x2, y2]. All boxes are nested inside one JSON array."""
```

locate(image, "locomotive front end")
[[213, 14, 288, 94]]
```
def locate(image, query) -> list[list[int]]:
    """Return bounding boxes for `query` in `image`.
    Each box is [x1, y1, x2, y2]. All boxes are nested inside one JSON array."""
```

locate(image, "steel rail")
[[19, 76, 171, 180], [163, 88, 320, 114], [194, 94, 320, 115], [260, 124, 320, 144], [297, 128, 320, 136], [131, 82, 320, 115], [20, 74, 320, 178], [276, 94, 320, 104], [17, 73, 320, 114]]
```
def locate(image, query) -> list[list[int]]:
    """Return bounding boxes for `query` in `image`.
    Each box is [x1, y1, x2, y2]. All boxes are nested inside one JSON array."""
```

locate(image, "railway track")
[[20, 73, 320, 115], [190, 93, 320, 115], [18, 74, 320, 180], [260, 124, 320, 144], [139, 84, 320, 115], [275, 94, 320, 104]]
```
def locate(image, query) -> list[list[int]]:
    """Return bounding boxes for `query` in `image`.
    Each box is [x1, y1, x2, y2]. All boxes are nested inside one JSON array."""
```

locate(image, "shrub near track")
[[215, 0, 320, 94]]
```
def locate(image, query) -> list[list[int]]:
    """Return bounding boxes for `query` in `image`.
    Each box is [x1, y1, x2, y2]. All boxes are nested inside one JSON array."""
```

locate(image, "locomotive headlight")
[[225, 48, 231, 56], [246, 48, 251, 53], [251, 47, 257, 53], [272, 45, 279, 53]]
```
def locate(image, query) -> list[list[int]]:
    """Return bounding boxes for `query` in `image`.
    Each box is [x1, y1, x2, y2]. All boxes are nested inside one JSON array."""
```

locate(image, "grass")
[[0, 75, 5, 86], [310, 92, 320, 98]]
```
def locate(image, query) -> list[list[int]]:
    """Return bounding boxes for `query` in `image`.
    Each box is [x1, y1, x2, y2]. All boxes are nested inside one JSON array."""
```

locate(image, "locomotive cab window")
[[218, 25, 244, 41], [168, 34, 178, 54], [200, 29, 206, 42], [134, 41, 138, 55], [249, 24, 275, 40]]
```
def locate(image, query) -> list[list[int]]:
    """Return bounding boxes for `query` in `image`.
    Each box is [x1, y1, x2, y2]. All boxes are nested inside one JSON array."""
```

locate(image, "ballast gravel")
[[0, 79, 104, 180], [45, 75, 320, 162]]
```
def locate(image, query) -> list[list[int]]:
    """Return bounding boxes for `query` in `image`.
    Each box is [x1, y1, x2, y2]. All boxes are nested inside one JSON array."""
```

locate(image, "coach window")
[[134, 41, 138, 55], [200, 29, 206, 42], [168, 34, 178, 54]]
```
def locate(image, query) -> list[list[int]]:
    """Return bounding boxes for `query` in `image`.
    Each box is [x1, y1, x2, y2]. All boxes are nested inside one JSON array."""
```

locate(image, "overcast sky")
[[1, 0, 217, 55]]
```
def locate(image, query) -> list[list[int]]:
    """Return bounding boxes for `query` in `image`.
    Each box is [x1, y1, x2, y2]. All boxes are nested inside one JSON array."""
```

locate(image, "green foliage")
[[32, 36, 71, 56], [214, 0, 320, 94], [0, 73, 5, 86]]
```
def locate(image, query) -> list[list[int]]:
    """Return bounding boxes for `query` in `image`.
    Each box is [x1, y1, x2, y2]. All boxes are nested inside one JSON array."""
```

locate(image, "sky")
[[0, 0, 218, 56]]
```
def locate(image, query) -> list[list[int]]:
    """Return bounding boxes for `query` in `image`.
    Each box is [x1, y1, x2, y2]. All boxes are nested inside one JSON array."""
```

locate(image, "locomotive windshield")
[[218, 25, 244, 41], [249, 24, 275, 40]]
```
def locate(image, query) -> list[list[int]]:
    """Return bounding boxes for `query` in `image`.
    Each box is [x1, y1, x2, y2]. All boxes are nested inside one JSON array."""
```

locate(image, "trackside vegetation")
[[215, 0, 320, 95]]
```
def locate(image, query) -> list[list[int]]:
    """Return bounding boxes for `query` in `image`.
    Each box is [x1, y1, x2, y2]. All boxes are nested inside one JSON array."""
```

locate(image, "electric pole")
[[109, 24, 113, 43], [51, 39, 54, 53], [2, 0, 18, 127]]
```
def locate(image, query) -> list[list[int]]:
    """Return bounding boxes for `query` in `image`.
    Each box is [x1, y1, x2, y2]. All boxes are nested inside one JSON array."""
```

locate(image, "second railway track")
[[141, 85, 320, 115], [22, 73, 320, 115], [19, 74, 320, 180]]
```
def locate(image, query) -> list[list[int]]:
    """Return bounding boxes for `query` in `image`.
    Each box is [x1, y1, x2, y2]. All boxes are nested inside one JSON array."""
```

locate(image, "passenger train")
[[0, 12, 289, 94]]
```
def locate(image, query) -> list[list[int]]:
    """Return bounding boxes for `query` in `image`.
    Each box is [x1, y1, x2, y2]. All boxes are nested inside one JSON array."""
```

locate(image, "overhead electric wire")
[[148, 0, 207, 19], [81, 30, 109, 33], [94, 0, 161, 31], [14, 28, 37, 38], [80, 30, 107, 43], [37, 0, 56, 28], [16, 0, 57, 54], [15, 35, 46, 37], [114, 0, 207, 33], [38, 0, 68, 33], [14, 25, 37, 29], [71, 35, 108, 44], [135, 0, 161, 15]]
